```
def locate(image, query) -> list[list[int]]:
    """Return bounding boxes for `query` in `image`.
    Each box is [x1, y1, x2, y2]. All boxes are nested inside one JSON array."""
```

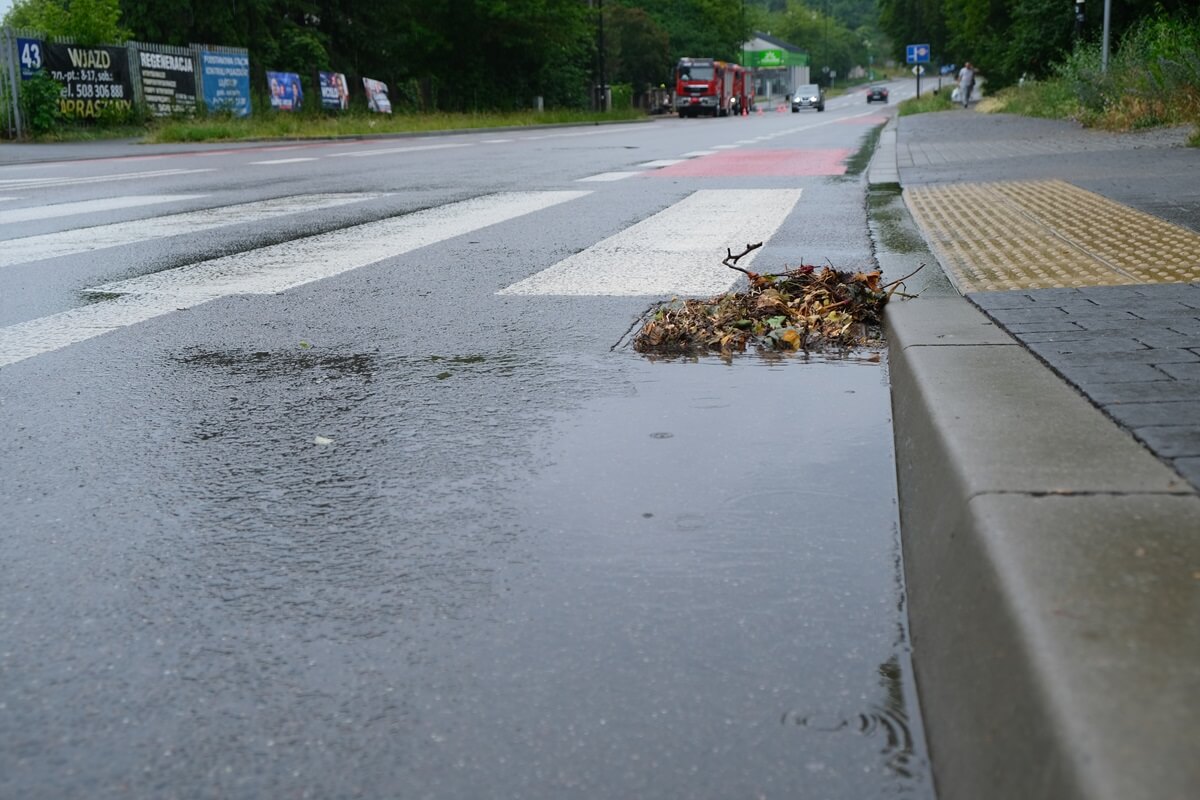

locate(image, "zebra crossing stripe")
[[0, 191, 589, 367], [497, 188, 803, 296], [577, 172, 643, 182], [0, 195, 208, 226], [0, 193, 382, 269]]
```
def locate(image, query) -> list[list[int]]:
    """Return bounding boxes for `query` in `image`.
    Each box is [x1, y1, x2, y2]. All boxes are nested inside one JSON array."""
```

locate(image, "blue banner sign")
[[200, 50, 251, 117]]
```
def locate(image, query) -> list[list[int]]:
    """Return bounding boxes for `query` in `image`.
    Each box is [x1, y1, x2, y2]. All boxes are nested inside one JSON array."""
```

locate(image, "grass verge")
[[145, 108, 647, 143], [898, 91, 955, 116]]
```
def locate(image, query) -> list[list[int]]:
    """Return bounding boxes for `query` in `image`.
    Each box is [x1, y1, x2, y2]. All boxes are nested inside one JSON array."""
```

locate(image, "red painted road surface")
[[652, 149, 854, 177]]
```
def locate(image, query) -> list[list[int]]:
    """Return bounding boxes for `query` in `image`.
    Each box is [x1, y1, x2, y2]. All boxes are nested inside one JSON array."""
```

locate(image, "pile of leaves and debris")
[[633, 243, 921, 357]]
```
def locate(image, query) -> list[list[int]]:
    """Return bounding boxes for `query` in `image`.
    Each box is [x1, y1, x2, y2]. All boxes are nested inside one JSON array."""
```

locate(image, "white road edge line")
[[0, 191, 590, 367], [498, 188, 803, 297], [328, 143, 471, 157], [251, 157, 319, 165]]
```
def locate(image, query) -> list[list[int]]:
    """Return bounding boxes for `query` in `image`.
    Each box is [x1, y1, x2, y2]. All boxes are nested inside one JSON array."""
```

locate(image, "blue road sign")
[[906, 43, 931, 64]]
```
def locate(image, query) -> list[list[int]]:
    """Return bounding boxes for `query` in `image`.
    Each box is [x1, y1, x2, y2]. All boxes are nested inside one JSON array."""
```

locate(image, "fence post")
[[1, 27, 25, 139]]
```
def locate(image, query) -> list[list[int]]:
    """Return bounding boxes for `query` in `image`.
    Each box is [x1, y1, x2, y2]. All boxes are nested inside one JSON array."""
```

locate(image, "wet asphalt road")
[[1, 82, 935, 798]]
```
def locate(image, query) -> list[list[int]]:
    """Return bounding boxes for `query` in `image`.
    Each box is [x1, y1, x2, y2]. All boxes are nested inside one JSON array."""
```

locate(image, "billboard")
[[319, 71, 350, 111], [43, 43, 134, 119], [136, 46, 197, 116], [362, 77, 392, 114], [200, 50, 251, 116], [267, 71, 302, 111]]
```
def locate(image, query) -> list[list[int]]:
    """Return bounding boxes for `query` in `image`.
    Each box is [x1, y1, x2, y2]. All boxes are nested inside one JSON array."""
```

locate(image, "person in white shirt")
[[957, 62, 976, 108]]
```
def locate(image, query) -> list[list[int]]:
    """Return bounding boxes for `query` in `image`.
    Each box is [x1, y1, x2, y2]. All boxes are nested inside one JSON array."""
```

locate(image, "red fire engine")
[[674, 58, 751, 117]]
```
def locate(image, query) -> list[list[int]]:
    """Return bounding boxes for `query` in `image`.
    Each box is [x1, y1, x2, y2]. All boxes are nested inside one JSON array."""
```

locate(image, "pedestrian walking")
[[957, 62, 976, 108]]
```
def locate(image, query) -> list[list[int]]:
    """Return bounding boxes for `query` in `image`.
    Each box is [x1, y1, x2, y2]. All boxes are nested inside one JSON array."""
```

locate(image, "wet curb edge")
[[869, 113, 1200, 800]]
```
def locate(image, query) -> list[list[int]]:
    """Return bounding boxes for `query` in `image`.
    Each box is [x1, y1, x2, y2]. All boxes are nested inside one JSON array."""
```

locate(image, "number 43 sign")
[[18, 38, 44, 79]]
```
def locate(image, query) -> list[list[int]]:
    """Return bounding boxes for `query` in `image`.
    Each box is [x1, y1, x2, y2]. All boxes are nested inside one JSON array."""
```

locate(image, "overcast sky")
[[0, 1, 13, 23]]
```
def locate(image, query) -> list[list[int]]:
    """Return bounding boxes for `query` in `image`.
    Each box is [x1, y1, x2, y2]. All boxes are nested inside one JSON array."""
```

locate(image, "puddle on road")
[[459, 354, 936, 798], [147, 344, 933, 797]]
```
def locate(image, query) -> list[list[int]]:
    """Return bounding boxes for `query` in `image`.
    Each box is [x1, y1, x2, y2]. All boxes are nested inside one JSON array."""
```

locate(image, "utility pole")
[[598, 0, 608, 111], [1102, 0, 1112, 72]]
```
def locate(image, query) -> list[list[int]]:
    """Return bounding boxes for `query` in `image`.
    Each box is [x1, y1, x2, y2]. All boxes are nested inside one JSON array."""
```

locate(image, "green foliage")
[[610, 83, 633, 109], [605, 4, 671, 91], [897, 89, 955, 116], [19, 71, 64, 134], [878, 0, 1199, 90], [1055, 13, 1200, 127], [4, 0, 131, 43], [145, 108, 645, 144], [986, 79, 1081, 120]]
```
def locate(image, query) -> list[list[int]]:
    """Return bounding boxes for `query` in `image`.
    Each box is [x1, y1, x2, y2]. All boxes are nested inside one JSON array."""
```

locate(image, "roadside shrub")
[[19, 72, 64, 135], [610, 82, 633, 109], [1059, 12, 1200, 130]]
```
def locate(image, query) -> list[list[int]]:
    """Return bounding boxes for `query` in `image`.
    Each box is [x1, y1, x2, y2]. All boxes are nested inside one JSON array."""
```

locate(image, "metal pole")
[[598, 0, 607, 111], [1101, 0, 1111, 72], [2, 29, 24, 139]]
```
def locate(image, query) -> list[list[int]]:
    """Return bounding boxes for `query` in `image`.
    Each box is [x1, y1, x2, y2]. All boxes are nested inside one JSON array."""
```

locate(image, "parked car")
[[866, 85, 889, 103], [791, 84, 825, 112]]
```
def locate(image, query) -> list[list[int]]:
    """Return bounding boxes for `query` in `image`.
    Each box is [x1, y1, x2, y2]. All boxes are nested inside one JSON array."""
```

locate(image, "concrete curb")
[[871, 116, 1200, 799]]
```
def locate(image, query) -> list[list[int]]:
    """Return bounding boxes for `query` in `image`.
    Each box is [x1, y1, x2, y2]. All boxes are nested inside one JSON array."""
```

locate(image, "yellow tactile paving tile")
[[905, 179, 1200, 293]]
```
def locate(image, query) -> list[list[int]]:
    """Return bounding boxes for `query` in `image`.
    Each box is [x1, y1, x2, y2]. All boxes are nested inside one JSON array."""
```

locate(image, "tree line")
[[877, 0, 1198, 89], [4, 0, 887, 111]]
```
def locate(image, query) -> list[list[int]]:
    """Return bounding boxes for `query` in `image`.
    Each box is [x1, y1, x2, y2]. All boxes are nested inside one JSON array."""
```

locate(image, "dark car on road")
[[791, 84, 825, 112], [866, 85, 889, 103]]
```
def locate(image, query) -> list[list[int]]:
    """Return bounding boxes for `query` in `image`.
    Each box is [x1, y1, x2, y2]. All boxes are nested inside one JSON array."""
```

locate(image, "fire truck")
[[674, 58, 752, 117]]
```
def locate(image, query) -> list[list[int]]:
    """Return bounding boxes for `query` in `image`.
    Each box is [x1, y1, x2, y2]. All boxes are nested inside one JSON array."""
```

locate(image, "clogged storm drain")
[[632, 243, 922, 357]]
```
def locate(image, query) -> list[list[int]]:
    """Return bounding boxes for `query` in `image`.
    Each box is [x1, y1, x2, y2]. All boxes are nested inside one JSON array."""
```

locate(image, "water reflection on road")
[[453, 353, 937, 798]]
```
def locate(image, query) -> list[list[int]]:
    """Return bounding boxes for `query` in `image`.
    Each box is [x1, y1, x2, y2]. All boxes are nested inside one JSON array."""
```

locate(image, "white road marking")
[[576, 171, 642, 182], [0, 168, 214, 190], [638, 159, 687, 168], [0, 191, 590, 367], [522, 128, 630, 141], [0, 195, 208, 225], [498, 189, 803, 297], [0, 193, 381, 269], [328, 143, 470, 158], [482, 139, 513, 143], [713, 144, 739, 150], [682, 150, 717, 157], [0, 197, 17, 202], [251, 157, 319, 165]]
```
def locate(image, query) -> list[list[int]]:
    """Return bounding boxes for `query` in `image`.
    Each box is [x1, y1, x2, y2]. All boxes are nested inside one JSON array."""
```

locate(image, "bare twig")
[[722, 242, 763, 276], [881, 263, 926, 291]]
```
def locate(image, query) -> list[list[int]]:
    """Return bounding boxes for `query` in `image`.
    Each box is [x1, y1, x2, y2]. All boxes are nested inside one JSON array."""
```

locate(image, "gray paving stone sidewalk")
[[970, 285, 1200, 486], [897, 112, 1200, 489]]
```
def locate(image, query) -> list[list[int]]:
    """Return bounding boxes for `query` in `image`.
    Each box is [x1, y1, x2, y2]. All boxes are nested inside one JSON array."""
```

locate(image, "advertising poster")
[[200, 50, 251, 117], [136, 46, 197, 116], [43, 43, 134, 119], [318, 71, 350, 111], [362, 77, 392, 114], [267, 71, 303, 111]]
